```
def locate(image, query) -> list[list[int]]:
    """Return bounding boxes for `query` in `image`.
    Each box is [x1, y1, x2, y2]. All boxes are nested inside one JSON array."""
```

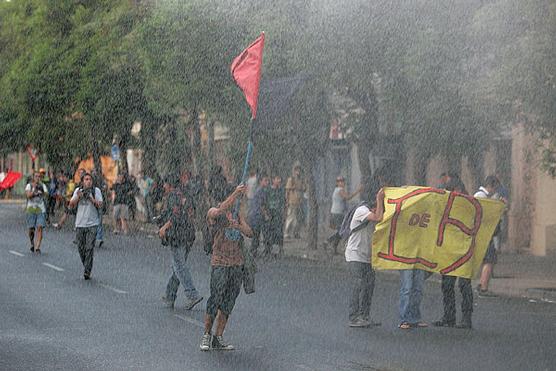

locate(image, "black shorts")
[[206, 265, 243, 319], [483, 241, 498, 264]]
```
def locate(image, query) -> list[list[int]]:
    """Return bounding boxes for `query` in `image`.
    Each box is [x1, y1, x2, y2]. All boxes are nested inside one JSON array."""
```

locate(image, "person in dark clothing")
[[433, 176, 473, 329], [247, 175, 270, 258], [208, 165, 229, 205], [159, 175, 203, 310], [266, 175, 286, 257], [111, 173, 131, 234]]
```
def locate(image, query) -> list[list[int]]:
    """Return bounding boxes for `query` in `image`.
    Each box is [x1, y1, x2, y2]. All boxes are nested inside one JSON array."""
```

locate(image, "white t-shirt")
[[330, 187, 346, 214], [345, 205, 376, 263], [71, 187, 103, 228], [0, 171, 5, 183], [25, 183, 48, 213]]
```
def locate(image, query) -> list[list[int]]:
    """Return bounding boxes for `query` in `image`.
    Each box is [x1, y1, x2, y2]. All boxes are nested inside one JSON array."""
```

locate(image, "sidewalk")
[[280, 237, 556, 302]]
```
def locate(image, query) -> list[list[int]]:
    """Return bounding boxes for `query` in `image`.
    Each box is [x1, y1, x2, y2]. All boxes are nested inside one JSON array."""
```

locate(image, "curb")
[[524, 288, 556, 303]]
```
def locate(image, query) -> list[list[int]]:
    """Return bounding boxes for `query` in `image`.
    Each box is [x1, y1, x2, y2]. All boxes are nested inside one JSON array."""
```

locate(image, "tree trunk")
[[92, 139, 103, 178], [357, 141, 373, 185], [207, 118, 215, 171], [190, 107, 207, 182], [303, 157, 319, 250]]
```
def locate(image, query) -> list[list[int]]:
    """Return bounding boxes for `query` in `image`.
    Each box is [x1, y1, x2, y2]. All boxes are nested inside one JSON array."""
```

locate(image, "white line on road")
[[174, 314, 204, 329], [42, 263, 65, 272], [99, 284, 128, 294], [9, 250, 24, 257]]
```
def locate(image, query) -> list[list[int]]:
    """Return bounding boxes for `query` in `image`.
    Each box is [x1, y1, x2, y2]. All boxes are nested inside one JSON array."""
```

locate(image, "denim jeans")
[[399, 269, 425, 324], [441, 275, 473, 323], [76, 226, 97, 275], [348, 261, 376, 321], [96, 213, 104, 241], [165, 244, 199, 302]]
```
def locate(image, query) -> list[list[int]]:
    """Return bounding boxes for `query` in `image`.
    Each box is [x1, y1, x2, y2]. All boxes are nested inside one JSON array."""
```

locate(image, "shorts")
[[113, 204, 129, 220], [206, 265, 243, 319], [483, 241, 498, 264], [26, 212, 46, 229]]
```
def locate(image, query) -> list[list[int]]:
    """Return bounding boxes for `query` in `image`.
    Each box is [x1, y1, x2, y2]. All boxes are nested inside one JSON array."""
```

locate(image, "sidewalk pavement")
[[280, 237, 556, 303]]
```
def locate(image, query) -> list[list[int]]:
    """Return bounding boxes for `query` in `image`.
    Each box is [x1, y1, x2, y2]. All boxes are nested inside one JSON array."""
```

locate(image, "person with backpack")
[[68, 172, 103, 279], [159, 175, 203, 310], [344, 187, 385, 328]]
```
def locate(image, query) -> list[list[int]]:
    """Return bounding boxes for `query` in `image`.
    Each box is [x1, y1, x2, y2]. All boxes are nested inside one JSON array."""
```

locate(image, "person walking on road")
[[345, 188, 384, 328], [266, 175, 286, 257], [25, 172, 49, 254], [284, 165, 305, 239], [159, 175, 203, 310], [247, 175, 270, 258], [111, 173, 131, 235], [325, 176, 361, 255], [200, 184, 253, 351], [69, 173, 103, 280]]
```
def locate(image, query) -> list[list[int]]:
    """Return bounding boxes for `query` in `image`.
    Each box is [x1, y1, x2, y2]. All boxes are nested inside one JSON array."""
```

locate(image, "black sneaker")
[[211, 335, 234, 351], [84, 272, 91, 280], [30, 246, 34, 252], [456, 320, 473, 329], [433, 319, 455, 327]]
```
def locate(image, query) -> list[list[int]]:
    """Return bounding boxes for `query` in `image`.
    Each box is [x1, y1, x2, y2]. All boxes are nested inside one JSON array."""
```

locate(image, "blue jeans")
[[399, 269, 425, 324], [165, 244, 199, 302]]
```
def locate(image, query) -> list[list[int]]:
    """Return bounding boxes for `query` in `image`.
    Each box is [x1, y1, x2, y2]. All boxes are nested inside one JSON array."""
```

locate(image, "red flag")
[[231, 33, 265, 119], [0, 171, 22, 190]]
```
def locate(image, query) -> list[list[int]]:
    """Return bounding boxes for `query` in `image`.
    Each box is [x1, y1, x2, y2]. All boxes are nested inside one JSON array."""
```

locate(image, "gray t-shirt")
[[71, 187, 103, 228]]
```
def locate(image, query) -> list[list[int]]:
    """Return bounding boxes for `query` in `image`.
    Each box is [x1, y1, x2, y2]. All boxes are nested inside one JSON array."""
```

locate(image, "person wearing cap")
[[324, 176, 362, 254], [159, 175, 203, 311]]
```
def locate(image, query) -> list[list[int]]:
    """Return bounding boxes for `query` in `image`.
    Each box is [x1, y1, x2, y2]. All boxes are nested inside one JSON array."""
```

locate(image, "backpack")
[[338, 201, 371, 240]]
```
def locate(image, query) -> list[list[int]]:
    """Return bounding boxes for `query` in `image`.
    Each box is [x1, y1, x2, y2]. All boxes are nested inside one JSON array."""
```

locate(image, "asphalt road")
[[1, 202, 555, 371]]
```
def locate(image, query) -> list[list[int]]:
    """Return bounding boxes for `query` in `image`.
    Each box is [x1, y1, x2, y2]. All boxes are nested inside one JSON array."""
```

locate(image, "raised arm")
[[207, 184, 246, 220], [366, 189, 385, 222]]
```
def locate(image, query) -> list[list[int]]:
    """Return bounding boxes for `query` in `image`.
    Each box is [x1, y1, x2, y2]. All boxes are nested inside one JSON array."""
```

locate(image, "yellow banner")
[[371, 186, 505, 279]]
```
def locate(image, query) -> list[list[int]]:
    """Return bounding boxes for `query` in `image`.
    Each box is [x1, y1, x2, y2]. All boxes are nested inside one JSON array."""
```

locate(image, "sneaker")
[[456, 320, 473, 329], [184, 296, 204, 311], [52, 223, 60, 229], [30, 246, 35, 253], [211, 335, 234, 351], [83, 272, 91, 280], [360, 317, 381, 327], [97, 240, 104, 248], [433, 319, 455, 327], [200, 333, 212, 351], [349, 318, 370, 328], [478, 289, 498, 298], [161, 296, 175, 308]]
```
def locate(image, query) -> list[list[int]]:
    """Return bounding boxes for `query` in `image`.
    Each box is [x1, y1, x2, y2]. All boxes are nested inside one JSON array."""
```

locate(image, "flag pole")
[[232, 118, 255, 219]]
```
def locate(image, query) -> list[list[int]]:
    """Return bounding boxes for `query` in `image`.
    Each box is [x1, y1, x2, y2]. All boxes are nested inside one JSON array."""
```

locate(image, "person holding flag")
[[200, 32, 264, 351]]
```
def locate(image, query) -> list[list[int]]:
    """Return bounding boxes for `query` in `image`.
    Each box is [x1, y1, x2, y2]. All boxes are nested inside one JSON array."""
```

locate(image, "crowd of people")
[[20, 162, 508, 350]]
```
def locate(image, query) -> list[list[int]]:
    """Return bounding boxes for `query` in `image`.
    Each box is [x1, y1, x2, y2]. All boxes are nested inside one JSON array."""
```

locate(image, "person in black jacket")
[[159, 175, 203, 310]]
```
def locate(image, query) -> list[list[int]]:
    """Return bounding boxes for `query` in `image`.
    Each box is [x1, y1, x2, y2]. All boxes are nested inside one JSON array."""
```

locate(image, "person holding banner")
[[474, 175, 503, 297], [433, 176, 474, 329], [345, 188, 385, 328]]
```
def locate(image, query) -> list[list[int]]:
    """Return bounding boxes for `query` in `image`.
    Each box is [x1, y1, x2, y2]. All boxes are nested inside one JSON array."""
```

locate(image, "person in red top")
[[200, 184, 253, 351]]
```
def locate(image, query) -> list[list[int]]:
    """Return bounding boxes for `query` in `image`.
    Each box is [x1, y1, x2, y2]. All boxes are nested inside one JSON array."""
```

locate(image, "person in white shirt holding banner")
[[344, 188, 385, 328]]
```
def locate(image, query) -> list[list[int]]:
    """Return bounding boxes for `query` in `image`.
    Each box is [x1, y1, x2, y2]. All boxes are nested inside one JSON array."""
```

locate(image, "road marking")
[[42, 263, 64, 272], [174, 314, 204, 329], [9, 250, 24, 257], [99, 284, 128, 294]]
